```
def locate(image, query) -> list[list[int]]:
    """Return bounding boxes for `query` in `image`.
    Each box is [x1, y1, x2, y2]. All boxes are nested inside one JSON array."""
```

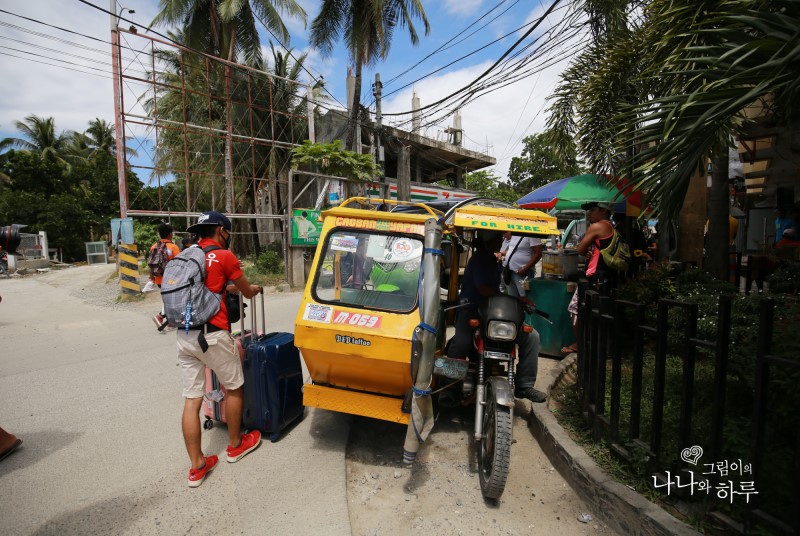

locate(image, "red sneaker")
[[226, 430, 262, 463], [187, 455, 218, 488]]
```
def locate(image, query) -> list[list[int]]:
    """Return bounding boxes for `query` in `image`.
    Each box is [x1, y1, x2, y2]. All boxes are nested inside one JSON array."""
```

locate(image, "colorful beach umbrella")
[[516, 174, 642, 215]]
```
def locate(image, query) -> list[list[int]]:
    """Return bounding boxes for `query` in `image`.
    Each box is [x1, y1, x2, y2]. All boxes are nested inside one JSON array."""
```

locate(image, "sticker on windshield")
[[330, 235, 358, 253], [332, 310, 382, 329], [391, 238, 414, 259], [303, 303, 333, 323]]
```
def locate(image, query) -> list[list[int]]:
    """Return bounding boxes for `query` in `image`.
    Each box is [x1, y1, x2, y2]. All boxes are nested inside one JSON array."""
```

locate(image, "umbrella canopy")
[[516, 174, 642, 215]]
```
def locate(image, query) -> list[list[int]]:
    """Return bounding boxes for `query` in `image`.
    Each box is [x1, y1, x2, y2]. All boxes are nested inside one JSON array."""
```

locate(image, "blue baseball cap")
[[186, 211, 232, 233]]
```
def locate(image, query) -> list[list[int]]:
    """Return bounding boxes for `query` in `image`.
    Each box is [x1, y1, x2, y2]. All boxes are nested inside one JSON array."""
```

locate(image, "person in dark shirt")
[[448, 229, 546, 403]]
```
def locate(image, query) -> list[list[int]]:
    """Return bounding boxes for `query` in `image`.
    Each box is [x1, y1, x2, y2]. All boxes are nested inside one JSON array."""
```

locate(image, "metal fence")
[[576, 283, 799, 534], [17, 233, 45, 258]]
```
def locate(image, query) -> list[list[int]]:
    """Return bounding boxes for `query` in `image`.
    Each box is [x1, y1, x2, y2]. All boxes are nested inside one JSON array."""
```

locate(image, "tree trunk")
[[706, 151, 730, 281], [677, 168, 708, 266]]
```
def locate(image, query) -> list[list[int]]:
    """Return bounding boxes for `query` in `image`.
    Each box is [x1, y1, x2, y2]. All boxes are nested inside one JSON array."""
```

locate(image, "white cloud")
[[0, 0, 162, 135], [443, 0, 484, 17], [382, 53, 570, 181]]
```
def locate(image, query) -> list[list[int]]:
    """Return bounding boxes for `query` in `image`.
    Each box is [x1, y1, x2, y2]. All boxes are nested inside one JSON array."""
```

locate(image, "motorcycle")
[[439, 294, 545, 499]]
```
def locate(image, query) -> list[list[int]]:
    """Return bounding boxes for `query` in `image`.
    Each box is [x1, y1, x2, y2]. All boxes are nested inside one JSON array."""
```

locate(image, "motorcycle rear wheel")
[[478, 383, 512, 499]]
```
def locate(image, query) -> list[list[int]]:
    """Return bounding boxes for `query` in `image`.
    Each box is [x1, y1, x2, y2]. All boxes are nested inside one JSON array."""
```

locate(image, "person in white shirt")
[[502, 235, 543, 298]]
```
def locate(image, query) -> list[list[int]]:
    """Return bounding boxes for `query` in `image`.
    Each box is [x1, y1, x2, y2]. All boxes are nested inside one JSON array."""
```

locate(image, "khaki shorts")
[[177, 330, 244, 399]]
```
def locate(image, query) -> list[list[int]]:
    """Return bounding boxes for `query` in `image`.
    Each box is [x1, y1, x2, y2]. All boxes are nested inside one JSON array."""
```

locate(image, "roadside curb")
[[529, 354, 701, 536]]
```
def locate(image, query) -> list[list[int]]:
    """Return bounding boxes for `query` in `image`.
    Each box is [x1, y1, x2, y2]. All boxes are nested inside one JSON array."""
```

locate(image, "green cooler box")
[[526, 278, 576, 357]]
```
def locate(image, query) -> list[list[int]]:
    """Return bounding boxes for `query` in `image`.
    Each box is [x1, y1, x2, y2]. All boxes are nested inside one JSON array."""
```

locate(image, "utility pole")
[[373, 73, 387, 199], [110, 0, 128, 218]]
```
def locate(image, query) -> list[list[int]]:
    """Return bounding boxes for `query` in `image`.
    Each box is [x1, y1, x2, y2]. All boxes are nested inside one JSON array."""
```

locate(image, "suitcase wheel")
[[203, 418, 214, 430]]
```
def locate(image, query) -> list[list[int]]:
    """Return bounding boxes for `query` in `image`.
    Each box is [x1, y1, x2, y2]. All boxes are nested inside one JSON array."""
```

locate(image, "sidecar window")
[[313, 230, 422, 312]]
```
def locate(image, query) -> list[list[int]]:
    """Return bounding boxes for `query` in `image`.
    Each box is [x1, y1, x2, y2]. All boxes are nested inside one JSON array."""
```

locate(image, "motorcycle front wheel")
[[478, 382, 512, 499]]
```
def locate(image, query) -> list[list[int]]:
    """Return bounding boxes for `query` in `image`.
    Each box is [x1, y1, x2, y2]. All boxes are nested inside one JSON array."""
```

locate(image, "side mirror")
[[0, 224, 26, 255]]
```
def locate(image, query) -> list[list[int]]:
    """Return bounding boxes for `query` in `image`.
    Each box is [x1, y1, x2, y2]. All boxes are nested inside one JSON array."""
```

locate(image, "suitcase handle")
[[249, 291, 266, 336]]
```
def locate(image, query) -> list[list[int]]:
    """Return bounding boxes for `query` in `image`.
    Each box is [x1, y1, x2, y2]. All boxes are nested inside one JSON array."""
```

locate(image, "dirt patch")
[[346, 401, 616, 536]]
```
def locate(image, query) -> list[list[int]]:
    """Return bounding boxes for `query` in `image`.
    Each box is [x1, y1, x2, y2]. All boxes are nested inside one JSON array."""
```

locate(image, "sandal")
[[0, 438, 21, 462], [560, 345, 578, 355]]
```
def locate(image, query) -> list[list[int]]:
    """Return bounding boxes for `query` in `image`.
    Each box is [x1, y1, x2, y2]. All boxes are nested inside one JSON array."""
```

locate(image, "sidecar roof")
[[453, 204, 559, 237]]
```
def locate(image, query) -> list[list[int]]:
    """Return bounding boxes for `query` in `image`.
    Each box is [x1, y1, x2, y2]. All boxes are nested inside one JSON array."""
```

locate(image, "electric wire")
[[382, 0, 563, 119], [0, 50, 113, 80], [73, 0, 345, 114], [383, 8, 581, 133], [380, 0, 567, 104], [381, 0, 515, 90], [0, 7, 345, 118]]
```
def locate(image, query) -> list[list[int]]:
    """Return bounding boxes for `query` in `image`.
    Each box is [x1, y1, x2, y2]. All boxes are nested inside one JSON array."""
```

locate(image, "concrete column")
[[397, 145, 411, 201], [290, 247, 305, 289], [454, 167, 463, 189]]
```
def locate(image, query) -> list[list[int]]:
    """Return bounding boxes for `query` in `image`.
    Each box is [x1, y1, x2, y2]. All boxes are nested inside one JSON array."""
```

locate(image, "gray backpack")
[[160, 246, 222, 330]]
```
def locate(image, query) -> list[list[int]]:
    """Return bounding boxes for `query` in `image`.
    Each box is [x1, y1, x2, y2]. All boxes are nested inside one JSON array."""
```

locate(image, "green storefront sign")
[[291, 209, 322, 246]]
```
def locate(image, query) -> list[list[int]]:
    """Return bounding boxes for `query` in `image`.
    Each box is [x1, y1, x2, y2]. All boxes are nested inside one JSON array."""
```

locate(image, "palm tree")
[[151, 0, 307, 65], [0, 115, 72, 167], [547, 0, 799, 279], [310, 0, 430, 150], [152, 1, 307, 214]]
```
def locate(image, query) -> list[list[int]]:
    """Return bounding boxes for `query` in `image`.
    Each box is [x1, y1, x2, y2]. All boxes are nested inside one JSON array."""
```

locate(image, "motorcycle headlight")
[[487, 321, 516, 341]]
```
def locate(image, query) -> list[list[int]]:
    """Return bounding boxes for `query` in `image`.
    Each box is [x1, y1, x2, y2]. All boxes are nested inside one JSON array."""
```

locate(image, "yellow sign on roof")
[[453, 205, 559, 236]]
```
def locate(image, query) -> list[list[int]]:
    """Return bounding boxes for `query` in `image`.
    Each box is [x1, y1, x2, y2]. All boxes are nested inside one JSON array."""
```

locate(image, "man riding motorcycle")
[[447, 229, 546, 403]]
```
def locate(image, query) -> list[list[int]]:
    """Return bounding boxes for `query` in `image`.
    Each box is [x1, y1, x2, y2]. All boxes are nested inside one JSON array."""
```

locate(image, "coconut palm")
[[151, 0, 307, 66], [547, 0, 799, 279], [310, 0, 430, 150], [0, 115, 72, 167]]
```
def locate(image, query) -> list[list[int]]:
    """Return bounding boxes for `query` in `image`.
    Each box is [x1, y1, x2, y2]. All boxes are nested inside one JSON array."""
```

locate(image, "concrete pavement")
[[0, 264, 350, 536]]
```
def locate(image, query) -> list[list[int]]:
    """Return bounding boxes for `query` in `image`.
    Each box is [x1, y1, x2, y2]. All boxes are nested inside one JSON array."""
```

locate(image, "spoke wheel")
[[478, 384, 512, 499]]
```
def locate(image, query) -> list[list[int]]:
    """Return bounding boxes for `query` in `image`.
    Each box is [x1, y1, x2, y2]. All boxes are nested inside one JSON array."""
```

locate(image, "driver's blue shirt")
[[459, 246, 500, 306]]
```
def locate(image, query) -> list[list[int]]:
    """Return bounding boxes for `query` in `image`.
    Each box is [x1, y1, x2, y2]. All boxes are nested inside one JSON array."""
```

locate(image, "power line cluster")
[[378, 0, 583, 132]]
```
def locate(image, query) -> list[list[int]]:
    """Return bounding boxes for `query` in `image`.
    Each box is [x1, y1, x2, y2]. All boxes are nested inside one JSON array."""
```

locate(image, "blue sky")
[[0, 0, 581, 182]]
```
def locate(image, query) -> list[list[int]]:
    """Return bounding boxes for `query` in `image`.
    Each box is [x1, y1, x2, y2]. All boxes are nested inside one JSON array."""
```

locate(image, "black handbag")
[[225, 292, 246, 324]]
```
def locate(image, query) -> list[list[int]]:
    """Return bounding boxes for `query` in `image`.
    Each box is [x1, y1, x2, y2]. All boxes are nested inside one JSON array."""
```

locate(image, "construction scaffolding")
[[111, 24, 315, 245]]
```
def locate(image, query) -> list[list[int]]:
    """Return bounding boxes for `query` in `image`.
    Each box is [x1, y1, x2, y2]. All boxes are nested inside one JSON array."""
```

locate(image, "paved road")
[[0, 264, 613, 535], [0, 265, 350, 536]]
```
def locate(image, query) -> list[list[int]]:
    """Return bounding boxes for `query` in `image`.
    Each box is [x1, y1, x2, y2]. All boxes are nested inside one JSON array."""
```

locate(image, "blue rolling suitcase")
[[241, 295, 304, 442]]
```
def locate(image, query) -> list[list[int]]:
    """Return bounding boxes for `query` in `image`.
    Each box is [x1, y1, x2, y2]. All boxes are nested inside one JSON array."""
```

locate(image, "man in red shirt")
[[150, 223, 181, 331], [177, 211, 263, 487]]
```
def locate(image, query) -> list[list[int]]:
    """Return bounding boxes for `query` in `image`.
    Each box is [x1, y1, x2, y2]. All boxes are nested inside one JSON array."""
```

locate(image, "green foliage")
[[508, 131, 582, 195], [255, 250, 284, 274], [768, 261, 800, 295], [614, 262, 676, 304], [133, 223, 160, 257], [441, 170, 518, 203], [0, 116, 145, 262], [291, 139, 380, 181]]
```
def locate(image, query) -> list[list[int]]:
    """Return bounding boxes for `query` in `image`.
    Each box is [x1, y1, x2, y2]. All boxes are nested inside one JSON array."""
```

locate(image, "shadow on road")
[[30, 490, 165, 536], [0, 429, 83, 477]]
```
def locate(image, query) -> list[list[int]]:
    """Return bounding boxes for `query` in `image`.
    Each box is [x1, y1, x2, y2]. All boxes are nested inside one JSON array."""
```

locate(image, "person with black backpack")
[[162, 211, 263, 487], [149, 223, 181, 332]]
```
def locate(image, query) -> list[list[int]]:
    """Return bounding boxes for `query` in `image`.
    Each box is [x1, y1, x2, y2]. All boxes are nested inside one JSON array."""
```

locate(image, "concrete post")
[[397, 145, 411, 201]]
